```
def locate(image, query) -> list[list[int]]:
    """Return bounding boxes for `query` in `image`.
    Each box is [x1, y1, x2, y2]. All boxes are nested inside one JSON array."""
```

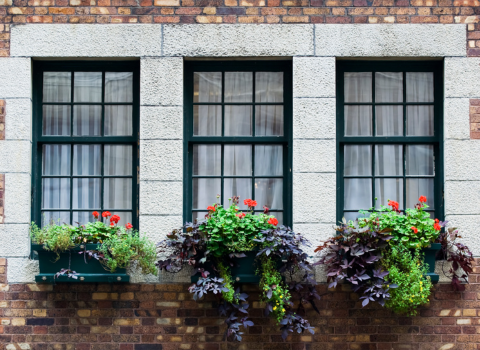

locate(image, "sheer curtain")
[[194, 72, 222, 136]]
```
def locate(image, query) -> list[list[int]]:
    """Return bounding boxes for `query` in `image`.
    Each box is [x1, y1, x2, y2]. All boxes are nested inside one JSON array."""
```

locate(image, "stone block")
[[139, 215, 183, 243], [293, 98, 335, 140], [444, 215, 480, 257], [140, 106, 183, 140], [140, 140, 183, 181], [139, 181, 183, 215], [7, 258, 39, 283], [141, 57, 183, 106], [4, 173, 31, 224], [293, 57, 335, 98], [444, 98, 470, 140], [0, 58, 31, 99], [445, 181, 480, 215], [5, 99, 32, 141], [0, 141, 31, 174], [445, 57, 480, 98], [445, 140, 480, 181], [0, 224, 30, 257], [293, 140, 336, 173]]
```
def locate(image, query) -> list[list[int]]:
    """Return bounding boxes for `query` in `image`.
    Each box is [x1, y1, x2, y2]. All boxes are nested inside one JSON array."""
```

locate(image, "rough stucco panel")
[[141, 57, 183, 107], [0, 58, 31, 99], [139, 181, 183, 216], [292, 98, 335, 140], [444, 98, 470, 140], [293, 57, 335, 98], [0, 141, 31, 174], [445, 181, 480, 216], [4, 173, 31, 224], [293, 223, 336, 258], [10, 24, 163, 57], [0, 224, 30, 257], [445, 140, 480, 181], [140, 215, 183, 243], [140, 106, 183, 140], [4, 99, 31, 141], [140, 140, 183, 181], [315, 24, 466, 57], [293, 140, 336, 174], [7, 258, 39, 283], [163, 24, 314, 57], [445, 215, 480, 257], [445, 57, 480, 98]]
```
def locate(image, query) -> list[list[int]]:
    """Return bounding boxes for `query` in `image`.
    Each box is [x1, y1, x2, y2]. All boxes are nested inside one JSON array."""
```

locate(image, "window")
[[32, 61, 139, 228], [184, 61, 292, 226], [336, 61, 443, 223]]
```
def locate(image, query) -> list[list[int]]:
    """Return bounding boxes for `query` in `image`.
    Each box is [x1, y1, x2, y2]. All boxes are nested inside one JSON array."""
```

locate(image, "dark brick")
[[134, 346, 162, 350], [26, 318, 55, 326], [184, 318, 198, 326]]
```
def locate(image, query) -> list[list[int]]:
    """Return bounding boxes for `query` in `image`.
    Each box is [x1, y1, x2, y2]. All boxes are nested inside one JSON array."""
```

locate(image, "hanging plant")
[[157, 197, 319, 341]]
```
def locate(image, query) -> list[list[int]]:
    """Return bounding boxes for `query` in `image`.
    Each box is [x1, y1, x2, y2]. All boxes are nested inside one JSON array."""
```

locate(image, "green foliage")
[[259, 257, 291, 322], [30, 221, 76, 260], [217, 262, 236, 303], [382, 244, 432, 316]]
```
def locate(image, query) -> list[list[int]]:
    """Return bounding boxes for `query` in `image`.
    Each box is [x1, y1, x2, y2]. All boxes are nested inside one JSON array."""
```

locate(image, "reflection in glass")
[[105, 72, 133, 102], [104, 178, 132, 209], [344, 145, 372, 176], [375, 72, 403, 103], [406, 72, 434, 102], [255, 105, 283, 136], [193, 145, 221, 176], [43, 144, 71, 176], [344, 72, 372, 103], [375, 145, 403, 176], [105, 105, 132, 136], [406, 178, 434, 208], [255, 72, 283, 103], [74, 72, 102, 102], [344, 178, 371, 210], [105, 145, 132, 176], [73, 105, 101, 136], [224, 178, 252, 209], [406, 145, 434, 175], [73, 144, 101, 176], [193, 105, 222, 136], [225, 72, 253, 103], [43, 105, 71, 136], [43, 72, 71, 103], [225, 105, 252, 136], [73, 178, 101, 209], [193, 178, 221, 209], [375, 178, 403, 209], [345, 106, 372, 136], [376, 105, 403, 136], [42, 178, 70, 209], [407, 106, 434, 136], [255, 178, 283, 209], [42, 211, 70, 227], [255, 145, 283, 176], [194, 72, 221, 103], [224, 145, 251, 176]]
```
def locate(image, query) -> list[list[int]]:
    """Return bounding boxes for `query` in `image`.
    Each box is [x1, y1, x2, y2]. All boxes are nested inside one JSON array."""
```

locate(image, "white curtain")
[[43, 72, 71, 103], [374, 145, 403, 208]]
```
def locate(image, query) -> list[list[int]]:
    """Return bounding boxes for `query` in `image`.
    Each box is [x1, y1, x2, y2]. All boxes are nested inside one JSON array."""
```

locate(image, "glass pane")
[[406, 178, 434, 209], [74, 72, 102, 103], [105, 105, 132, 136], [375, 72, 403, 103], [193, 178, 221, 209], [43, 105, 71, 136], [72, 211, 97, 225], [255, 72, 283, 103], [110, 212, 132, 227], [224, 145, 252, 176], [255, 145, 283, 176], [72, 178, 101, 209], [225, 106, 252, 136], [73, 105, 101, 136], [105, 145, 132, 176], [224, 178, 252, 209], [376, 106, 403, 136], [406, 72, 434, 103], [406, 145, 434, 175], [268, 211, 283, 225], [225, 72, 253, 103], [42, 211, 70, 226], [344, 145, 371, 176], [73, 145, 101, 176], [192, 211, 208, 223], [43, 72, 71, 103], [407, 106, 434, 136], [105, 72, 133, 103], [345, 106, 372, 136], [344, 72, 372, 103], [104, 178, 132, 209], [42, 178, 70, 209], [193, 145, 221, 176], [255, 105, 284, 136], [193, 105, 222, 136], [194, 72, 221, 103], [255, 178, 283, 209], [344, 178, 372, 210], [375, 145, 403, 176], [375, 178, 403, 209], [343, 211, 368, 224], [43, 145, 71, 176]]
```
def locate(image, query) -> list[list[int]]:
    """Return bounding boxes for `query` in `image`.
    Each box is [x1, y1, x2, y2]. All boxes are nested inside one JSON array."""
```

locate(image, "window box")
[[422, 242, 441, 284], [32, 244, 129, 283]]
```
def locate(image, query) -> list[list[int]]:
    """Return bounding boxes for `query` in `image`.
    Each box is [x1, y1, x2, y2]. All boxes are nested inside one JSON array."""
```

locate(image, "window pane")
[[105, 105, 132, 136], [42, 178, 70, 209], [344, 72, 372, 103], [110, 211, 132, 227], [343, 211, 369, 224], [73, 178, 101, 209], [375, 145, 403, 176], [193, 105, 222, 136], [104, 145, 132, 176], [406, 145, 434, 175], [255, 145, 283, 176], [74, 72, 102, 103], [255, 72, 283, 103], [376, 106, 403, 136], [345, 106, 372, 136], [104, 178, 132, 209], [43, 105, 71, 136], [194, 72, 221, 103], [375, 178, 403, 209], [72, 211, 97, 225], [43, 72, 71, 103], [42, 211, 70, 226], [73, 105, 101, 136], [224, 178, 252, 209], [344, 178, 371, 210], [193, 145, 221, 176], [105, 72, 133, 103], [255, 178, 283, 209], [407, 105, 434, 136], [406, 178, 434, 209], [192, 211, 208, 223], [193, 178, 221, 209], [344, 145, 371, 176], [43, 145, 71, 176], [375, 72, 403, 103], [73, 145, 101, 176], [255, 105, 284, 136], [224, 145, 252, 176], [225, 105, 252, 136], [406, 72, 434, 103], [225, 72, 253, 103]]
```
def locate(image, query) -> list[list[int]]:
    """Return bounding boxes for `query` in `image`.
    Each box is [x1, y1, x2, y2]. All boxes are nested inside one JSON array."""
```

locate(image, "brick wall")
[[0, 1, 479, 57], [0, 258, 480, 349]]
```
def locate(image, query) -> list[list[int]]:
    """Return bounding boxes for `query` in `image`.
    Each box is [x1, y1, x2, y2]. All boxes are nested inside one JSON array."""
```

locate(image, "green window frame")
[[184, 61, 293, 226], [32, 61, 140, 228], [336, 61, 444, 223]]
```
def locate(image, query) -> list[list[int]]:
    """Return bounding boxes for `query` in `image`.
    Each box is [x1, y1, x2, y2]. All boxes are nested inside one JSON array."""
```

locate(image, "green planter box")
[[421, 243, 441, 284], [32, 244, 129, 284]]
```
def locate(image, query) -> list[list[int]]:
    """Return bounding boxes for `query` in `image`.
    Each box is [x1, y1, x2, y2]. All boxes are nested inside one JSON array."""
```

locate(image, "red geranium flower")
[[125, 223, 133, 230], [435, 219, 439, 223], [110, 215, 120, 224], [411, 226, 418, 234], [244, 199, 252, 206], [207, 206, 216, 212], [110, 223, 115, 227], [102, 211, 111, 218], [433, 223, 441, 231], [249, 200, 257, 207], [419, 196, 427, 203], [236, 213, 246, 219], [92, 211, 99, 219], [388, 200, 399, 211], [268, 218, 278, 226]]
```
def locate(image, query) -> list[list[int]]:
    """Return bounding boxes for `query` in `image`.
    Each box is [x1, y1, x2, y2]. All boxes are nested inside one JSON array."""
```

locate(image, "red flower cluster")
[[419, 196, 427, 203], [92, 211, 99, 219], [244, 199, 257, 208], [411, 226, 418, 234], [102, 211, 111, 218], [433, 219, 441, 231], [268, 218, 278, 226], [125, 223, 133, 230], [236, 213, 246, 219], [207, 206, 216, 212], [110, 215, 120, 225], [388, 200, 399, 211]]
